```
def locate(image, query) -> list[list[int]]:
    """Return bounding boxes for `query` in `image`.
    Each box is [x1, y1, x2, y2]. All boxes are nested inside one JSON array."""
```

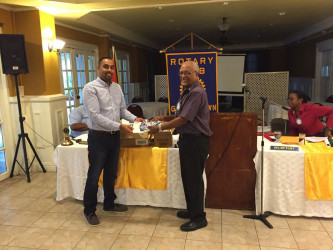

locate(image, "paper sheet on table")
[[75, 133, 88, 141], [305, 137, 326, 143]]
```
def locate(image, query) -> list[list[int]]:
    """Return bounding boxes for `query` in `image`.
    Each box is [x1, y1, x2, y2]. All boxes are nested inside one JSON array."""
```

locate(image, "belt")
[[89, 129, 119, 135], [179, 133, 207, 139]]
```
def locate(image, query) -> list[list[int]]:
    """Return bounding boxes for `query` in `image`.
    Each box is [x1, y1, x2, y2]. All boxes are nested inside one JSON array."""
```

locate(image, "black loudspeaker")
[[0, 34, 29, 74]]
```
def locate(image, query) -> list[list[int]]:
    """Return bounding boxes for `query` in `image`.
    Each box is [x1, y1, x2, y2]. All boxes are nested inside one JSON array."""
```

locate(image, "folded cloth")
[[97, 147, 168, 190], [280, 136, 299, 145], [301, 142, 333, 200]]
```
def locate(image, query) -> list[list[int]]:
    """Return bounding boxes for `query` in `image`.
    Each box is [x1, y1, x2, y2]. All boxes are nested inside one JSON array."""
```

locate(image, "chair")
[[127, 104, 144, 118], [325, 95, 333, 103], [158, 97, 168, 103], [132, 96, 143, 103]]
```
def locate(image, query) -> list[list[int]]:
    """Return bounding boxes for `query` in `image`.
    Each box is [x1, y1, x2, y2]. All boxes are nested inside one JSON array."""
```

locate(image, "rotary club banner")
[[165, 51, 218, 115]]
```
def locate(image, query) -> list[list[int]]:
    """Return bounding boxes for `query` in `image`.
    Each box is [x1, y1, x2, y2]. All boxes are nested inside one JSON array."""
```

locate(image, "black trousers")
[[178, 134, 210, 222], [83, 130, 120, 215]]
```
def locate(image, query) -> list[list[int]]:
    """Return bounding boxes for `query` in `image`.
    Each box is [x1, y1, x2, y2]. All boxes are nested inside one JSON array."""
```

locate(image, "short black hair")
[[289, 90, 311, 103], [98, 57, 113, 66]]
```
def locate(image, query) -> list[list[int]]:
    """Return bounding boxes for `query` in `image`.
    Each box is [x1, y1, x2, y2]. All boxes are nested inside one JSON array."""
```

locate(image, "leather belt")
[[89, 129, 119, 135]]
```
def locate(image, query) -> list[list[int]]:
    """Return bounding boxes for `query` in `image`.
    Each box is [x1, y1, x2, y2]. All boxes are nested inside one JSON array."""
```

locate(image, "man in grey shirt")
[[149, 60, 212, 231], [82, 57, 144, 226]]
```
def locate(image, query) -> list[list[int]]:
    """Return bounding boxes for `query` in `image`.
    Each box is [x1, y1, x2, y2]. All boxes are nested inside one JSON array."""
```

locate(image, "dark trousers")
[[83, 130, 120, 215], [178, 134, 210, 222]]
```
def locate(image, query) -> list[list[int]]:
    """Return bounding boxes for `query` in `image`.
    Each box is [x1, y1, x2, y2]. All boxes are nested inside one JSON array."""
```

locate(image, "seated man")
[[69, 105, 89, 138]]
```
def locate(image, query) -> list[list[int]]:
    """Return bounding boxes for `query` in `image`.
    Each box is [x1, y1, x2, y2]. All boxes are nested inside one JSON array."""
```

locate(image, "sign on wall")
[[166, 51, 218, 115]]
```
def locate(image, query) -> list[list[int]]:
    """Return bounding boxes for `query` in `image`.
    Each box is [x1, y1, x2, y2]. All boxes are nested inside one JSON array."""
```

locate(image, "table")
[[128, 102, 168, 119], [254, 137, 333, 217], [53, 142, 205, 209]]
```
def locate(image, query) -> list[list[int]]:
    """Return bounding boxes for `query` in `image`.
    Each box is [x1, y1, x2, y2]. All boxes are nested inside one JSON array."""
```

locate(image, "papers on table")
[[305, 137, 326, 143]]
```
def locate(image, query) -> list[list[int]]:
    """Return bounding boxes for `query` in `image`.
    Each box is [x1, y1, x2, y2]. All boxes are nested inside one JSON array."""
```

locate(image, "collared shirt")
[[69, 105, 89, 137], [174, 80, 213, 136], [82, 77, 136, 131], [288, 103, 333, 136]]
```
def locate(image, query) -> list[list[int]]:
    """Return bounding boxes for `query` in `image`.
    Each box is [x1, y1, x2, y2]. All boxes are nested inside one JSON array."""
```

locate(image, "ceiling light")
[[222, 2, 229, 6], [278, 12, 286, 16], [217, 17, 230, 31], [156, 6, 163, 10]]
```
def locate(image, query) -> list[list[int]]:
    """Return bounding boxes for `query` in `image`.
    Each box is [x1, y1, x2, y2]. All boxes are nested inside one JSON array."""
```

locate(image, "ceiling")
[[1, 0, 333, 51]]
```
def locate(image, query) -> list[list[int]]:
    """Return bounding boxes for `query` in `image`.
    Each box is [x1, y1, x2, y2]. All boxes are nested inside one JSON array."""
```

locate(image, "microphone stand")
[[242, 87, 273, 229]]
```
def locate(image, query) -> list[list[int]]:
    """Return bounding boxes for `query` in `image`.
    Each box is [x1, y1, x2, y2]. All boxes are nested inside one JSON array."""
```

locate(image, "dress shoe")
[[103, 203, 128, 213], [180, 219, 208, 232], [177, 210, 190, 219]]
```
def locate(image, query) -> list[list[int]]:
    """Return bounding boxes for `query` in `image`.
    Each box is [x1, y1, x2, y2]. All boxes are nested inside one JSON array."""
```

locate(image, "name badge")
[[296, 118, 302, 125], [176, 102, 181, 111]]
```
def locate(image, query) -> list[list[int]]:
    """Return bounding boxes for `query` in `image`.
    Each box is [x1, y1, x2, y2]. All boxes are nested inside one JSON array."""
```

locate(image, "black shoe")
[[180, 219, 208, 232], [84, 212, 100, 226], [103, 203, 128, 213], [177, 210, 190, 219]]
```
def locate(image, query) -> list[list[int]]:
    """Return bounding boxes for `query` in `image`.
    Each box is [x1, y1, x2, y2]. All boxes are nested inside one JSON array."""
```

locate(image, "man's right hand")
[[120, 124, 134, 133], [150, 116, 164, 122]]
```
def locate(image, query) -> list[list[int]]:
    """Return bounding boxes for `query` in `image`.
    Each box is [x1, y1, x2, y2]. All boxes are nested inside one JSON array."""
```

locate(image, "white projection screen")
[[217, 54, 245, 93]]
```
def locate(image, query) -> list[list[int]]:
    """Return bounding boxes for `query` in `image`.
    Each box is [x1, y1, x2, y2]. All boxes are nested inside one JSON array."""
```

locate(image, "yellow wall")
[[55, 24, 110, 57], [39, 11, 61, 95], [0, 9, 61, 96]]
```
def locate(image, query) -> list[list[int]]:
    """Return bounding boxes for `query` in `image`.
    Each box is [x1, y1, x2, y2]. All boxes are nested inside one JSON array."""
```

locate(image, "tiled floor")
[[0, 172, 332, 249]]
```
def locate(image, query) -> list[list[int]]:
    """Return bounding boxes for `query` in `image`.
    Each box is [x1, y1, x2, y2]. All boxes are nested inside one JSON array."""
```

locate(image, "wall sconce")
[[48, 39, 65, 53]]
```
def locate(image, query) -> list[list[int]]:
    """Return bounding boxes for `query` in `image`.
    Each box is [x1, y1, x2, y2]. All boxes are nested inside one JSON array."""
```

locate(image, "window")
[[59, 47, 97, 124], [116, 51, 130, 103], [0, 123, 6, 174], [315, 39, 333, 101]]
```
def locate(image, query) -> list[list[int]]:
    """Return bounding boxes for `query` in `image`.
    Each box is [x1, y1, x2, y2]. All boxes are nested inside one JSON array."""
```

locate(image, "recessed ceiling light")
[[156, 6, 163, 10], [168, 19, 175, 23], [278, 12, 286, 16], [222, 2, 229, 6]]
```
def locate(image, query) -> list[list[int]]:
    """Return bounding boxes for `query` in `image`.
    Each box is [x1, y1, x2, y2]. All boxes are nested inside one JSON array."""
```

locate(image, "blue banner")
[[166, 51, 218, 115]]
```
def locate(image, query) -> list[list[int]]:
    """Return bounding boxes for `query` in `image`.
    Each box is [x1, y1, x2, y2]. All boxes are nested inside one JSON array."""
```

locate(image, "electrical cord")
[[206, 112, 243, 180], [24, 121, 58, 148]]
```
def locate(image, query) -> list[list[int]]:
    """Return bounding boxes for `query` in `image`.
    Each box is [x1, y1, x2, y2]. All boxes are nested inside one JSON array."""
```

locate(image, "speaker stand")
[[10, 74, 46, 182]]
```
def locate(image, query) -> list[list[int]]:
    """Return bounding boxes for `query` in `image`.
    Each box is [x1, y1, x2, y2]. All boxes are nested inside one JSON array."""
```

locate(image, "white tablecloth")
[[53, 143, 189, 209], [128, 102, 168, 119], [254, 137, 333, 217]]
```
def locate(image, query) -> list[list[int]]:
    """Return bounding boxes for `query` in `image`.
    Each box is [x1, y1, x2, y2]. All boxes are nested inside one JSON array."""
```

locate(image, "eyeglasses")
[[178, 71, 194, 76]]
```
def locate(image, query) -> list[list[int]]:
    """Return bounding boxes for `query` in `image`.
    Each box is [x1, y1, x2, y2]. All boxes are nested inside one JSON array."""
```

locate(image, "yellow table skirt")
[[301, 142, 333, 200], [97, 147, 168, 190]]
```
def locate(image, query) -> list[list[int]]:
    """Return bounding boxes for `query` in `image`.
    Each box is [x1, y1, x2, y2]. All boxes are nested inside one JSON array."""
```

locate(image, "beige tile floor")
[[0, 172, 332, 249]]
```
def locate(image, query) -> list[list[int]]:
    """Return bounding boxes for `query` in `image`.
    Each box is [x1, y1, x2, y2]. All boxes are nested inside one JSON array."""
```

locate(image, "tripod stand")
[[10, 74, 46, 182], [242, 86, 274, 229]]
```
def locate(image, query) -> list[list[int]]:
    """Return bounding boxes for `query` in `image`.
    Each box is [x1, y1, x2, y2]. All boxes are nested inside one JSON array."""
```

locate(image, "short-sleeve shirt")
[[174, 80, 213, 136], [69, 105, 89, 137]]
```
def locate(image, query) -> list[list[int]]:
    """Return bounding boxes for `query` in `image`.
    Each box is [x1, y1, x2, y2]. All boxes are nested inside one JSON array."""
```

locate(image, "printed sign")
[[166, 51, 218, 115]]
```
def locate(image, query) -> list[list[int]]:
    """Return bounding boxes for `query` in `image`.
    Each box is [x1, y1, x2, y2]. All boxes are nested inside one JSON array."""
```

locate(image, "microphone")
[[242, 84, 251, 93]]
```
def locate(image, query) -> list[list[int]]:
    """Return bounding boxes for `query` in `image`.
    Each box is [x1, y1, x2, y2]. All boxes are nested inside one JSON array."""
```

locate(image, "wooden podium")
[[205, 113, 257, 209]]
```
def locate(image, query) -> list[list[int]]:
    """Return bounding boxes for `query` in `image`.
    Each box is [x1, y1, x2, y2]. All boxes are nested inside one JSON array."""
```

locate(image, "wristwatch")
[[158, 123, 163, 132]]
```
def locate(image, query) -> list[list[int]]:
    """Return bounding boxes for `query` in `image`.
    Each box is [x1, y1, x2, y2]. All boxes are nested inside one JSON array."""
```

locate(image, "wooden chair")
[[132, 96, 143, 103], [158, 97, 168, 103], [127, 104, 144, 118]]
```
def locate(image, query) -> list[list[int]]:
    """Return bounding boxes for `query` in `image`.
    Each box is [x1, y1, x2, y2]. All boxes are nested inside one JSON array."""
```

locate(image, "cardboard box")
[[154, 131, 173, 148], [120, 131, 149, 147]]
